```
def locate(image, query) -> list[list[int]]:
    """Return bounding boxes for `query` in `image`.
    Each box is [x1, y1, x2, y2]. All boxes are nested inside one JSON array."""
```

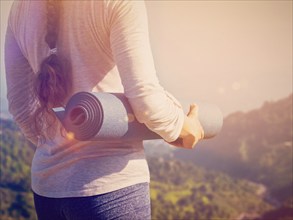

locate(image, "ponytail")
[[33, 0, 71, 140]]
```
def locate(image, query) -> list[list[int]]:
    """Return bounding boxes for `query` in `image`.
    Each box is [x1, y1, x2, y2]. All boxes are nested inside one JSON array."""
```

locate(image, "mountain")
[[0, 97, 9, 112], [0, 97, 11, 120], [0, 118, 36, 220], [174, 94, 293, 203], [1, 94, 292, 219], [0, 118, 274, 220], [148, 157, 274, 220]]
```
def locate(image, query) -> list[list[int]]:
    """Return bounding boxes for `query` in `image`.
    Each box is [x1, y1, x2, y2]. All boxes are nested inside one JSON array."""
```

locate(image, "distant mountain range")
[[174, 93, 293, 203], [0, 97, 11, 119], [0, 96, 8, 110], [1, 93, 292, 220]]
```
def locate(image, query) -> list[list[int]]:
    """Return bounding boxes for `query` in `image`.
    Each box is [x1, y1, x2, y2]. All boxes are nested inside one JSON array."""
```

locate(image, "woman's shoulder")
[[8, 1, 46, 34]]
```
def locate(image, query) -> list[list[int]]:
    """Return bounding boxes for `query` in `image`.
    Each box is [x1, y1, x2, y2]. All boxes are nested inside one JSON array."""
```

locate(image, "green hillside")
[[148, 157, 273, 220], [0, 119, 36, 220], [0, 118, 274, 220], [1, 94, 292, 219], [175, 94, 293, 206]]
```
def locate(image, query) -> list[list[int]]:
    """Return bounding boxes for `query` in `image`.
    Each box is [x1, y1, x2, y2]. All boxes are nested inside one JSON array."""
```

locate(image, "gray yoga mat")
[[53, 92, 223, 141]]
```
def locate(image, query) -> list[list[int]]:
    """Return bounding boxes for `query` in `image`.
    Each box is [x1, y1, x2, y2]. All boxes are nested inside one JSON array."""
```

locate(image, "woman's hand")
[[169, 104, 204, 149]]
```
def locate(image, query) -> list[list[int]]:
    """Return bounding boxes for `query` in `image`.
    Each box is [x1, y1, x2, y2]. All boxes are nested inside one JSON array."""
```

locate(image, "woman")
[[5, 0, 204, 219]]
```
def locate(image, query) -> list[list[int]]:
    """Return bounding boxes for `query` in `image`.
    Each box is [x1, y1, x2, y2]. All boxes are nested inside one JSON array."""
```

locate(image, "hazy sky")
[[1, 1, 292, 116]]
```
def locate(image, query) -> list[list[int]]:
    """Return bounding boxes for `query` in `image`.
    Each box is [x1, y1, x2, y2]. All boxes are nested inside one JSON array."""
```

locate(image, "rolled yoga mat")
[[53, 92, 223, 141]]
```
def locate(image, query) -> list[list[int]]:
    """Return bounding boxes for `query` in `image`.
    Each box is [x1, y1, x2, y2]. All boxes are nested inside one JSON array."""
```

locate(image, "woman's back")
[[7, 0, 151, 198]]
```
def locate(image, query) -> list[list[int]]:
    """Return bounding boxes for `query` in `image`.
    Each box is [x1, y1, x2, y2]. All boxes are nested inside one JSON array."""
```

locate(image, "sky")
[[0, 0, 292, 117]]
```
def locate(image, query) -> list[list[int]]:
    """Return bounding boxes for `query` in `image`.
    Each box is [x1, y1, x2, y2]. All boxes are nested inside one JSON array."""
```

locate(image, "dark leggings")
[[33, 183, 151, 220]]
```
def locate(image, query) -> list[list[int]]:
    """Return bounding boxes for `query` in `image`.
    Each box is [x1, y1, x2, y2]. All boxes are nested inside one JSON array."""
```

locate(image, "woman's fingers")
[[187, 104, 198, 118], [168, 103, 204, 149], [185, 104, 204, 148]]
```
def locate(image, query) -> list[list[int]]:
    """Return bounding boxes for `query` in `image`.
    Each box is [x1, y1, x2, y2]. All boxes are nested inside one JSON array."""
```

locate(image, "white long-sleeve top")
[[5, 0, 184, 198]]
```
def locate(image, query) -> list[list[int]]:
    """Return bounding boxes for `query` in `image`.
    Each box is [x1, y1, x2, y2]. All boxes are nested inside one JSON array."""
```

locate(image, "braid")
[[33, 0, 71, 140]]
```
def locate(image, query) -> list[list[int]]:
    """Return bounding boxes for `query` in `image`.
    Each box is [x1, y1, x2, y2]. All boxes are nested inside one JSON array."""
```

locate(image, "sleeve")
[[5, 24, 39, 145], [108, 0, 185, 142]]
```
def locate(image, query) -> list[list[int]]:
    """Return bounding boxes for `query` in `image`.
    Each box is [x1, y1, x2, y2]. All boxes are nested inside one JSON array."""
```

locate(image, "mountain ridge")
[[0, 93, 292, 219], [174, 93, 293, 203]]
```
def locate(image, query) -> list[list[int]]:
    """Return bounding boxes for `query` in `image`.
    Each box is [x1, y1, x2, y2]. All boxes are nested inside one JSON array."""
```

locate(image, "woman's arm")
[[5, 25, 38, 145], [108, 1, 203, 148]]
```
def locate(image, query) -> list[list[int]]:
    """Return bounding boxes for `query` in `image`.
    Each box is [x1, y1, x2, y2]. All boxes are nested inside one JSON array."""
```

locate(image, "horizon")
[[1, 1, 292, 117]]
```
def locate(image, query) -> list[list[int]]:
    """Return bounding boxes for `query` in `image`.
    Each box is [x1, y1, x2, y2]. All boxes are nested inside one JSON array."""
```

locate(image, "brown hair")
[[33, 0, 71, 140]]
